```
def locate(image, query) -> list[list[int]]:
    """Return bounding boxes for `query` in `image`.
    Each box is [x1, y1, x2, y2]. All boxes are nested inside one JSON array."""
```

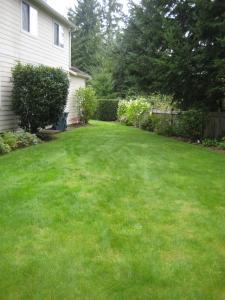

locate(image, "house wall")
[[66, 75, 86, 125], [0, 0, 71, 131]]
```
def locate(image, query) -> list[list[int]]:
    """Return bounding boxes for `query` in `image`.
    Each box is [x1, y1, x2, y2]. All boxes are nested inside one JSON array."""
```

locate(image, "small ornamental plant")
[[75, 87, 97, 124]]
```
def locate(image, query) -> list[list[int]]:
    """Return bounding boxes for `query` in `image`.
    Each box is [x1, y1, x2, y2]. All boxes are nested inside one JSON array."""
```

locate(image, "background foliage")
[[68, 0, 225, 112]]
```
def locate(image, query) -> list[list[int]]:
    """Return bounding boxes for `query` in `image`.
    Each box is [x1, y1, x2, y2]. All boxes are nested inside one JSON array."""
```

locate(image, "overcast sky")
[[47, 0, 130, 17]]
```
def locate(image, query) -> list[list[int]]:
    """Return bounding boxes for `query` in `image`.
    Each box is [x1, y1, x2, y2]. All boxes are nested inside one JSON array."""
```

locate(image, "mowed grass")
[[0, 121, 225, 300]]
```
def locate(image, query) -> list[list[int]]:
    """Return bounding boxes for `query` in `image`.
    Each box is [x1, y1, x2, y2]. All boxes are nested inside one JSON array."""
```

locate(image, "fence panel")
[[205, 113, 225, 139], [151, 109, 225, 139]]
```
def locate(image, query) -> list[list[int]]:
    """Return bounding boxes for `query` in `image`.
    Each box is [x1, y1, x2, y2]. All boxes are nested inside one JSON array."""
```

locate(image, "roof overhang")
[[69, 69, 91, 80], [31, 0, 75, 30]]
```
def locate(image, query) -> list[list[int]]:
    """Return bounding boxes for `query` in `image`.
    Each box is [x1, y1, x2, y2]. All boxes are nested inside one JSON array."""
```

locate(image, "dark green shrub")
[[202, 139, 219, 148], [202, 137, 225, 150], [12, 63, 69, 133], [139, 113, 155, 131], [154, 116, 174, 136], [175, 110, 204, 140], [218, 137, 225, 150], [0, 137, 11, 154], [95, 99, 119, 121], [75, 87, 97, 124]]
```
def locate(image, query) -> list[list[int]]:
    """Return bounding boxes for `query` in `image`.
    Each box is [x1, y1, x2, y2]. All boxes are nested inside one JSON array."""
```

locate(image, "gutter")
[[32, 0, 75, 29], [69, 70, 91, 80]]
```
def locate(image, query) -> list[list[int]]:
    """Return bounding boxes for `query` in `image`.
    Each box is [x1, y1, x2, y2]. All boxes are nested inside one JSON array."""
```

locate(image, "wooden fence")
[[151, 109, 225, 139], [204, 112, 225, 139]]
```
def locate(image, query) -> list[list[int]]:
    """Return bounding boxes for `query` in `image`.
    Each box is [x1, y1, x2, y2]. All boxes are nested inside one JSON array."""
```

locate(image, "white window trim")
[[21, 0, 38, 38], [53, 20, 65, 49]]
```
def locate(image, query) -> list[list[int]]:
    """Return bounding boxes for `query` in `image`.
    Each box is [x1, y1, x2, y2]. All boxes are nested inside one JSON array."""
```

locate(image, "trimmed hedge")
[[95, 99, 119, 121], [12, 63, 69, 133]]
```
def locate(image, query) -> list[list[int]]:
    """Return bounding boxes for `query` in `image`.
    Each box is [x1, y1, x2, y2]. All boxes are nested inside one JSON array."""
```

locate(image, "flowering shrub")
[[146, 94, 174, 110], [117, 100, 130, 124], [118, 98, 150, 127]]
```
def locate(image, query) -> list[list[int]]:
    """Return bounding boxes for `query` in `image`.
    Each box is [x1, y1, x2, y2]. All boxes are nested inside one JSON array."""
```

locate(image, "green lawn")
[[0, 121, 225, 300]]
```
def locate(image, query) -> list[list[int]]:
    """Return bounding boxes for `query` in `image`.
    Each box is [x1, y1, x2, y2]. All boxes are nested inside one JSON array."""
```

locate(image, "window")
[[54, 22, 64, 48], [22, 1, 38, 36]]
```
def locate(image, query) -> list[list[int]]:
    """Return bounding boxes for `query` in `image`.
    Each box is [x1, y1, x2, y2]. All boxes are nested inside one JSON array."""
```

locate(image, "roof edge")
[[69, 70, 91, 80], [32, 0, 75, 29], [69, 66, 91, 80]]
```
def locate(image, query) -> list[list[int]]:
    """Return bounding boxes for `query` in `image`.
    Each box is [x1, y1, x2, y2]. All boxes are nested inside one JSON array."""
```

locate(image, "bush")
[[146, 94, 175, 110], [2, 132, 18, 149], [218, 139, 225, 150], [117, 100, 130, 124], [75, 87, 97, 124], [218, 138, 225, 150], [12, 63, 69, 133], [127, 98, 150, 127], [118, 97, 207, 142], [95, 99, 119, 121], [202, 138, 219, 148], [16, 132, 40, 147], [0, 132, 40, 155], [0, 137, 11, 154], [174, 110, 204, 140], [118, 98, 150, 127], [139, 113, 155, 131], [153, 116, 174, 136], [202, 137, 225, 150]]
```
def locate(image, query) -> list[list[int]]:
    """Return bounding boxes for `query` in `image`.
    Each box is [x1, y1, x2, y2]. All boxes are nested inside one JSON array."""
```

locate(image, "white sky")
[[47, 0, 130, 17]]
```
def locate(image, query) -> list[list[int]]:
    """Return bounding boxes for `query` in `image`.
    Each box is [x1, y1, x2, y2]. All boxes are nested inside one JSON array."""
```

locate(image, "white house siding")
[[66, 75, 86, 125], [0, 0, 71, 131]]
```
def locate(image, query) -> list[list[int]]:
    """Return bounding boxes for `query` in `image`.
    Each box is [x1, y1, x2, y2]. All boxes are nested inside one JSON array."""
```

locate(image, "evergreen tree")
[[102, 0, 123, 44], [68, 0, 102, 73], [89, 0, 124, 98], [114, 0, 225, 111]]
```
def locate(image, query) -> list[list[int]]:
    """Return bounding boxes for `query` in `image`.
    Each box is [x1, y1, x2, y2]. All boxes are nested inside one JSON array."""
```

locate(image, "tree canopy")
[[113, 0, 225, 111], [68, 0, 102, 73], [68, 0, 225, 111]]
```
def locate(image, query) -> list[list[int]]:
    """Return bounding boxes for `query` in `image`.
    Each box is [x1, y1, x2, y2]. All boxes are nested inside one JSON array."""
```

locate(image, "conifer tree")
[[68, 0, 102, 73]]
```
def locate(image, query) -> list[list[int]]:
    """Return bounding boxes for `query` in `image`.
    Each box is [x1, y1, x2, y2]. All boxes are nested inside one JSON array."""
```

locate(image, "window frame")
[[21, 0, 38, 37], [53, 21, 64, 49]]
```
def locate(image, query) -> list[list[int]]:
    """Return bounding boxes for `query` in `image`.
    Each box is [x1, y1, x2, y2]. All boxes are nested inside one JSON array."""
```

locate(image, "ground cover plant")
[[0, 132, 40, 155], [0, 121, 224, 299]]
